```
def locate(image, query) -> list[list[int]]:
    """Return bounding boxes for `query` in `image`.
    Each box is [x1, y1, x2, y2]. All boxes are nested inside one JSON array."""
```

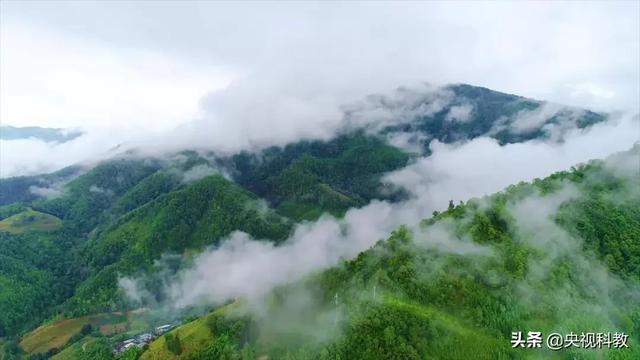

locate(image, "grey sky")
[[2, 1, 638, 128], [0, 1, 638, 176]]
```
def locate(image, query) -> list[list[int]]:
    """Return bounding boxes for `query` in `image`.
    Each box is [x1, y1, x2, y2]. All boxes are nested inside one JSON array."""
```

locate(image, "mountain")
[[0, 134, 410, 339], [0, 166, 85, 206], [0, 126, 83, 143], [0, 84, 631, 360], [21, 145, 636, 360], [345, 84, 606, 151], [126, 145, 640, 360]]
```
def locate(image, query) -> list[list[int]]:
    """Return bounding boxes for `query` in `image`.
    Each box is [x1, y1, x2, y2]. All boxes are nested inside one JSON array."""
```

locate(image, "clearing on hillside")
[[0, 208, 62, 234]]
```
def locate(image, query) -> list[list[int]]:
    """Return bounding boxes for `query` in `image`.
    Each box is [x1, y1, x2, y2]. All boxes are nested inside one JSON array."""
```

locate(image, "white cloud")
[[1, 1, 637, 175], [445, 104, 474, 123], [181, 164, 221, 184], [0, 20, 232, 130], [342, 84, 454, 133], [29, 185, 64, 199], [0, 126, 129, 177], [386, 113, 639, 205], [146, 112, 639, 309], [508, 103, 565, 133]]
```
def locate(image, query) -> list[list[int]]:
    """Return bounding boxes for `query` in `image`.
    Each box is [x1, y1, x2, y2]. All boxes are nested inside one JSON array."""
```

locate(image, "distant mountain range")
[[0, 125, 83, 143]]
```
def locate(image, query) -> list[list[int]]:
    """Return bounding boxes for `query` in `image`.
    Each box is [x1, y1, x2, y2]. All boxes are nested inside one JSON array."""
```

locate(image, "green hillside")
[[19, 312, 140, 355], [125, 146, 638, 360], [0, 85, 628, 360], [139, 302, 241, 360], [61, 174, 292, 317], [5, 147, 638, 359], [0, 132, 409, 342], [0, 209, 62, 234], [227, 132, 410, 220], [377, 84, 606, 150]]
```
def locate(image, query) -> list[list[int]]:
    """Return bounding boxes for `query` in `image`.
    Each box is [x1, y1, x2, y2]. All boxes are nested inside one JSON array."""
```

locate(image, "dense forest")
[[0, 85, 632, 360], [136, 145, 640, 360], [9, 145, 632, 360], [0, 131, 411, 342]]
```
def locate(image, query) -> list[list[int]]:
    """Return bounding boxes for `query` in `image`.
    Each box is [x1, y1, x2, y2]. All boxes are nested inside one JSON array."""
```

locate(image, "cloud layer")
[[133, 112, 638, 309], [1, 1, 638, 176]]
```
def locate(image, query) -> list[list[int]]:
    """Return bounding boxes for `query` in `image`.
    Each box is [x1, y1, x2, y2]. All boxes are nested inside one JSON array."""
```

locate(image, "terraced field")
[[19, 312, 140, 356]]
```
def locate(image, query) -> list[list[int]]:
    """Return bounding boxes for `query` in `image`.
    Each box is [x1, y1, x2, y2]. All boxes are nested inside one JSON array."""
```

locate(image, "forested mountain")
[[0, 166, 84, 206], [0, 133, 410, 341], [346, 84, 606, 151], [0, 84, 633, 360], [133, 145, 640, 360]]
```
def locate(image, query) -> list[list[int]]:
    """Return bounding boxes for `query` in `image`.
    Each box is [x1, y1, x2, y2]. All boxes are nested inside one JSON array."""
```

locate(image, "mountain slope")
[[348, 83, 606, 151], [0, 84, 626, 359], [62, 174, 292, 317], [0, 131, 409, 338], [135, 146, 639, 360], [225, 132, 409, 220]]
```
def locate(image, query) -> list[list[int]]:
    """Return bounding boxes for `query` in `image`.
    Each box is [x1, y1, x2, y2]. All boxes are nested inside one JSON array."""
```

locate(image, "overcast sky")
[[2, 1, 638, 129], [0, 1, 638, 176]]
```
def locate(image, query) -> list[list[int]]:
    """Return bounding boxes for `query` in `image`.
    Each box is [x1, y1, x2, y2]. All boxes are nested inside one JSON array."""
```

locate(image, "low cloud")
[[386, 112, 639, 206], [2, 1, 638, 178], [118, 277, 151, 304], [414, 218, 494, 257], [0, 126, 135, 178], [121, 111, 639, 310], [29, 184, 64, 199], [181, 164, 221, 184], [506, 184, 640, 332], [445, 103, 474, 123], [342, 84, 455, 133], [509, 102, 566, 133]]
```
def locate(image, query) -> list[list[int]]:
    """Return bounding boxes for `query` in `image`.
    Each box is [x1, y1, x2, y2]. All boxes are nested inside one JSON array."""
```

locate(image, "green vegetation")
[[3, 147, 638, 359], [140, 302, 240, 360], [0, 85, 627, 359], [0, 131, 409, 347], [229, 132, 409, 221], [0, 166, 82, 206], [19, 312, 142, 356], [35, 158, 163, 235], [0, 208, 63, 234], [137, 148, 639, 360], [49, 337, 99, 360], [20, 315, 96, 355], [0, 230, 79, 338], [62, 174, 291, 316], [381, 84, 606, 150]]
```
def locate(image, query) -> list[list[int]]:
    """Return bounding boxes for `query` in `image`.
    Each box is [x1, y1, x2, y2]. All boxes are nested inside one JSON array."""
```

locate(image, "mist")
[[120, 110, 638, 311], [2, 1, 638, 177]]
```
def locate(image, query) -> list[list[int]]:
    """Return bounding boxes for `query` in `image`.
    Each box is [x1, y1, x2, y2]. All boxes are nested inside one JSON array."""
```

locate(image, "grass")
[[0, 208, 62, 234], [20, 315, 99, 355], [49, 336, 97, 360], [19, 312, 145, 355]]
